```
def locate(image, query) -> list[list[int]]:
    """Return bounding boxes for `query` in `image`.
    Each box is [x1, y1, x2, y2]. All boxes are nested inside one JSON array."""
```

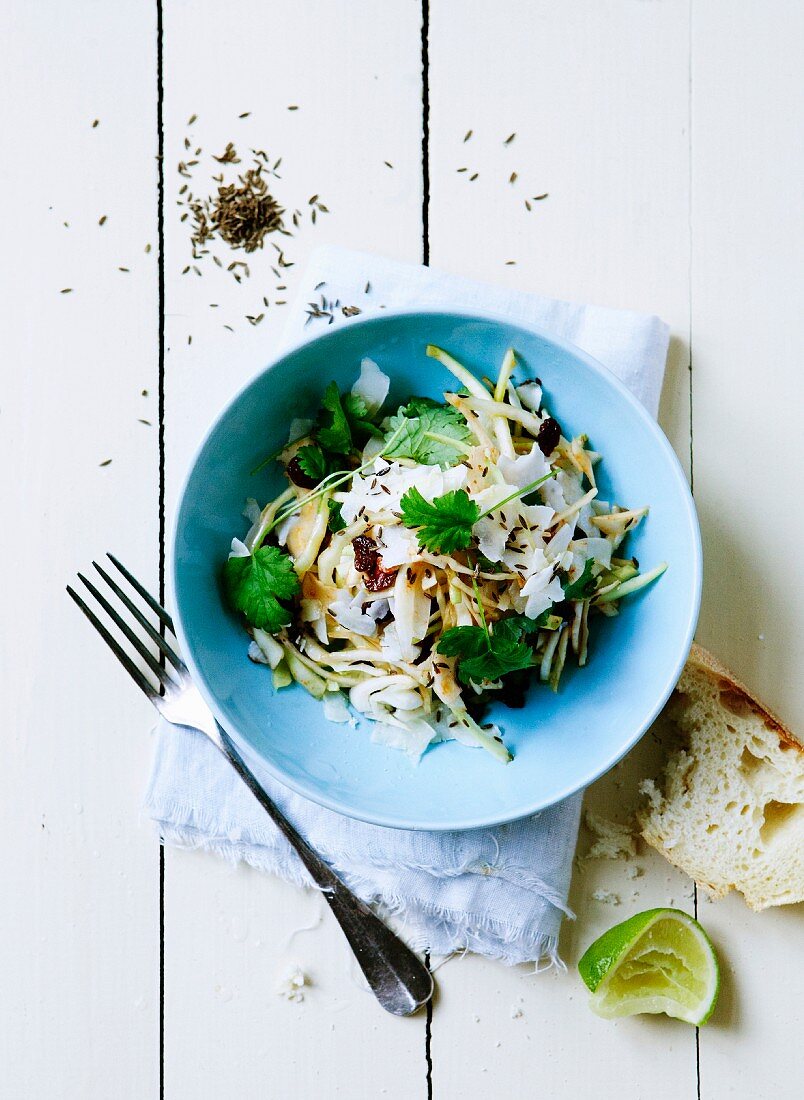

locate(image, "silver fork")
[[67, 554, 434, 1017]]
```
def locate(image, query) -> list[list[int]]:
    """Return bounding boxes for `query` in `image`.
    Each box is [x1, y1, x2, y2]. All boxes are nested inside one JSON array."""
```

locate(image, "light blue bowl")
[[172, 310, 701, 830]]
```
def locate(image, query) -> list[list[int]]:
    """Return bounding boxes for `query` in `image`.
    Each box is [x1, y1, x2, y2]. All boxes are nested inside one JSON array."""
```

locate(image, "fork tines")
[[66, 554, 186, 701]]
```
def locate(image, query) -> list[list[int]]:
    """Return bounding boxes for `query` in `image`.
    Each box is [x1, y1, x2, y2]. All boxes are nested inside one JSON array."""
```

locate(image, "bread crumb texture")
[[639, 644, 804, 910], [584, 811, 638, 861]]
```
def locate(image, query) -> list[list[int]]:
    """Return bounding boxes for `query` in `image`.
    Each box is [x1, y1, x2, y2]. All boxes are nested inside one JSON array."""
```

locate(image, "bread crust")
[[684, 643, 803, 754], [639, 643, 803, 910]]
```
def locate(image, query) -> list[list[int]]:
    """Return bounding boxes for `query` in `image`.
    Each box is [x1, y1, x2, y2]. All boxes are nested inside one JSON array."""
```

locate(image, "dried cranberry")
[[364, 569, 397, 592], [352, 534, 397, 591], [536, 417, 561, 456], [286, 455, 318, 489], [352, 535, 378, 572]]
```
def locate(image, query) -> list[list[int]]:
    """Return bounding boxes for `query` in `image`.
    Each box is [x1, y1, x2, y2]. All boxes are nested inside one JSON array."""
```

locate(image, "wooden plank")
[[428, 0, 693, 470], [0, 4, 160, 1097], [160, 2, 428, 1096], [690, 2, 804, 1095], [427, 2, 697, 1095]]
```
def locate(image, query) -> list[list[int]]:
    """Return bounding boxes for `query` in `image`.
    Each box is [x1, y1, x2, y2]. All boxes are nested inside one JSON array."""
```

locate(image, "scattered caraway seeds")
[[315, 281, 326, 291], [384, 161, 393, 169], [342, 305, 361, 317], [287, 105, 299, 111], [141, 389, 149, 396], [533, 193, 549, 201], [99, 459, 112, 466], [189, 152, 286, 256], [213, 142, 240, 164], [463, 129, 473, 142], [305, 294, 335, 325], [187, 335, 192, 344], [98, 215, 107, 225], [364, 281, 371, 294], [187, 114, 197, 125], [456, 167, 467, 173], [504, 132, 516, 145], [505, 260, 516, 265], [118, 266, 129, 272], [469, 173, 478, 181], [177, 114, 329, 325], [145, 243, 151, 253], [138, 419, 152, 426], [92, 119, 99, 128], [60, 288, 72, 294], [223, 324, 234, 332], [509, 172, 517, 184]]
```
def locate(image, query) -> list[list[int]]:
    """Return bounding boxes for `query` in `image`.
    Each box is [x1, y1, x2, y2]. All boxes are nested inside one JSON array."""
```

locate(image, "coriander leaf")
[[492, 616, 533, 641], [403, 395, 442, 415], [436, 625, 490, 660], [327, 498, 346, 533], [562, 558, 599, 600], [343, 392, 382, 441], [223, 545, 300, 632], [295, 444, 328, 483], [498, 610, 559, 637], [344, 391, 368, 419], [437, 621, 534, 685], [383, 401, 473, 466], [315, 381, 352, 455], [477, 553, 507, 574], [399, 486, 480, 554]]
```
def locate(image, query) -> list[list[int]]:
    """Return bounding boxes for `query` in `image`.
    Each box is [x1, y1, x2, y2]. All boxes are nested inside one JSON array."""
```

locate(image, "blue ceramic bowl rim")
[[170, 307, 702, 829]]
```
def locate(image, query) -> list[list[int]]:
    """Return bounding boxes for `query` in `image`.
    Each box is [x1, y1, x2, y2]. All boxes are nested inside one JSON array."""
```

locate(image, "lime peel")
[[578, 908, 720, 1025]]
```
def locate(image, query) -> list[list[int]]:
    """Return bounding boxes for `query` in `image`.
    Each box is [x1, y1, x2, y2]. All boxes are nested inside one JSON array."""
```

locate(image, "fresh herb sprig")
[[223, 546, 300, 631], [383, 397, 473, 466], [294, 445, 329, 483], [316, 381, 382, 459], [562, 558, 599, 600], [437, 582, 535, 684], [399, 470, 555, 555]]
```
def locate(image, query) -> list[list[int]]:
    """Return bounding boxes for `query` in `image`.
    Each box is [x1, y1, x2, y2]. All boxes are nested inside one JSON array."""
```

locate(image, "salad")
[[224, 345, 666, 763]]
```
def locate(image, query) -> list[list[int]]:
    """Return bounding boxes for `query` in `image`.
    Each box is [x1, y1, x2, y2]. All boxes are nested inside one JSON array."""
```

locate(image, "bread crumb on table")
[[276, 966, 310, 1003], [584, 811, 638, 861], [592, 889, 621, 905]]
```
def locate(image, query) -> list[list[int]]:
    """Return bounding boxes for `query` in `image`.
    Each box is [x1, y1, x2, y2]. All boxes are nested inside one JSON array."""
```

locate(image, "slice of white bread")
[[638, 643, 804, 911]]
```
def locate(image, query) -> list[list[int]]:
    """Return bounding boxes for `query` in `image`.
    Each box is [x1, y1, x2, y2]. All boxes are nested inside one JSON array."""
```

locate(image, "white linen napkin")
[[144, 246, 669, 967]]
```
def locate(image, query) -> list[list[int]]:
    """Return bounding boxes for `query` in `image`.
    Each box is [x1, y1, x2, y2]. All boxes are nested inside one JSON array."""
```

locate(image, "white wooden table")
[[4, 2, 803, 1097]]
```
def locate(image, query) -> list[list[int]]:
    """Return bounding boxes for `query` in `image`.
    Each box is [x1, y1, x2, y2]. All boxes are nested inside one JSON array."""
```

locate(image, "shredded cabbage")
[[230, 347, 663, 763]]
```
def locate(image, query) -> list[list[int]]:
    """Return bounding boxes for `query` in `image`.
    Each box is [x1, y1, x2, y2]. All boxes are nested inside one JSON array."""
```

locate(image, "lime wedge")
[[578, 908, 720, 1025]]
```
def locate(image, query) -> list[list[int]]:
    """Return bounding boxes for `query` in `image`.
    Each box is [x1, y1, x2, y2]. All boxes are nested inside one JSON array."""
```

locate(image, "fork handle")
[[216, 726, 434, 1017]]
